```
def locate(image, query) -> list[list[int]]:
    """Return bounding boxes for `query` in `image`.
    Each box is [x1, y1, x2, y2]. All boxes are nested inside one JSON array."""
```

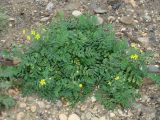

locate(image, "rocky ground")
[[0, 0, 160, 120]]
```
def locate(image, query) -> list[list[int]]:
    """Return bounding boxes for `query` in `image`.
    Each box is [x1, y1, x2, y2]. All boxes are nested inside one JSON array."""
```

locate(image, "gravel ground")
[[0, 0, 159, 120]]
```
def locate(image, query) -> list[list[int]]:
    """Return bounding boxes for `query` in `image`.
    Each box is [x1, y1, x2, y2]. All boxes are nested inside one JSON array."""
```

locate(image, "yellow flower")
[[108, 81, 112, 86], [114, 76, 120, 80], [130, 54, 139, 60], [31, 30, 36, 35], [131, 43, 137, 48], [23, 29, 26, 35], [79, 84, 83, 88], [35, 34, 40, 40], [27, 35, 31, 40], [39, 79, 46, 86]]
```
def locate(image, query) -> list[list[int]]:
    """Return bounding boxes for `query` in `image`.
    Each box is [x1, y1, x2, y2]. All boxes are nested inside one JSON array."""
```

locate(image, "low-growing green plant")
[[0, 50, 17, 112], [17, 15, 149, 109], [148, 73, 160, 85], [0, 7, 8, 34]]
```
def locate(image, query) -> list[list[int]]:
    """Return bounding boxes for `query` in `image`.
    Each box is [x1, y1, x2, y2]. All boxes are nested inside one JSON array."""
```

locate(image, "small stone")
[[120, 16, 134, 25], [138, 37, 149, 48], [147, 65, 160, 73], [19, 102, 27, 108], [109, 112, 115, 118], [85, 112, 92, 119], [40, 17, 50, 22], [94, 7, 107, 14], [99, 116, 106, 120], [144, 14, 151, 22], [68, 114, 80, 120], [72, 10, 82, 17], [16, 112, 25, 120], [80, 104, 87, 111], [92, 117, 99, 120], [91, 96, 96, 102], [59, 114, 67, 120], [9, 17, 15, 21], [96, 16, 104, 25], [65, 3, 80, 10], [46, 2, 54, 12], [56, 100, 63, 108], [46, 104, 51, 109], [118, 109, 124, 116], [37, 101, 45, 108], [108, 16, 116, 23], [31, 105, 37, 112]]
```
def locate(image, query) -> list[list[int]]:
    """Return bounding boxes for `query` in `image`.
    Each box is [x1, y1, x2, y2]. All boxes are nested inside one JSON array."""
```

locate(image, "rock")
[[144, 14, 151, 22], [46, 2, 54, 12], [72, 10, 82, 17], [92, 117, 99, 120], [81, 113, 86, 120], [99, 116, 106, 120], [124, 0, 137, 7], [65, 3, 80, 10], [16, 112, 25, 120], [91, 96, 96, 102], [117, 109, 124, 116], [37, 101, 45, 108], [56, 100, 63, 108], [108, 0, 122, 10], [109, 112, 115, 118], [147, 65, 160, 73], [94, 7, 107, 14], [31, 105, 37, 112], [19, 102, 27, 108], [138, 37, 149, 48], [120, 16, 134, 25], [40, 17, 50, 22], [85, 112, 92, 119], [108, 16, 116, 23], [9, 17, 15, 21], [59, 114, 67, 120], [46, 104, 51, 109], [80, 104, 87, 111], [141, 95, 150, 102], [68, 114, 80, 120], [95, 16, 104, 25]]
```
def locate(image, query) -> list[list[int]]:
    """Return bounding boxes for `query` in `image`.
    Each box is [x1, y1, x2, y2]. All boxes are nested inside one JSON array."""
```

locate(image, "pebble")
[[80, 104, 87, 111], [138, 37, 149, 48], [108, 16, 116, 23], [91, 96, 96, 102], [144, 14, 152, 22], [92, 116, 99, 120], [95, 16, 104, 25], [85, 112, 92, 119], [9, 17, 15, 21], [59, 114, 67, 120], [30, 105, 37, 112], [118, 109, 124, 116], [16, 112, 25, 120], [19, 102, 27, 108], [99, 116, 106, 120], [40, 17, 50, 22], [147, 65, 160, 73], [72, 10, 82, 17], [120, 16, 134, 25], [37, 101, 45, 108], [68, 114, 80, 120], [109, 112, 116, 118], [94, 7, 107, 14], [46, 2, 54, 12], [56, 100, 63, 108]]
